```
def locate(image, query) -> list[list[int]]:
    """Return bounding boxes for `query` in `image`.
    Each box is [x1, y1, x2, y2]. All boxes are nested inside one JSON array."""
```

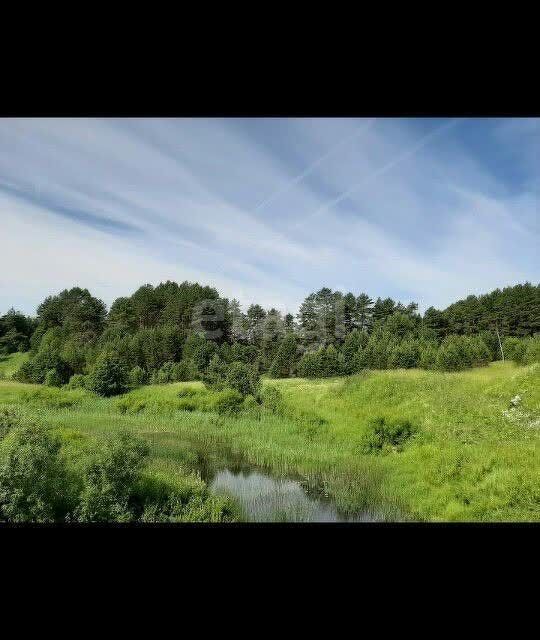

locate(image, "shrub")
[[297, 350, 323, 378], [224, 361, 260, 398], [342, 330, 369, 375], [479, 330, 501, 361], [171, 360, 198, 382], [204, 355, 229, 389], [388, 340, 421, 369], [243, 394, 259, 411], [87, 353, 129, 397], [268, 334, 298, 378], [297, 345, 342, 378], [210, 388, 244, 414], [261, 386, 283, 413], [66, 373, 88, 390], [468, 336, 491, 367], [361, 416, 418, 454], [419, 344, 438, 370], [436, 335, 473, 371], [44, 368, 63, 387], [502, 337, 527, 364], [361, 332, 397, 370], [128, 366, 146, 387], [155, 361, 176, 384], [75, 431, 150, 522], [0, 407, 24, 440], [0, 425, 76, 522], [524, 336, 540, 364]]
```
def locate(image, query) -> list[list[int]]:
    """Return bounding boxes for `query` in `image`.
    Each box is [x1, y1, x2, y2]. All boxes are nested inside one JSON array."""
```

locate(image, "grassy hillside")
[[0, 352, 29, 379], [0, 361, 538, 521]]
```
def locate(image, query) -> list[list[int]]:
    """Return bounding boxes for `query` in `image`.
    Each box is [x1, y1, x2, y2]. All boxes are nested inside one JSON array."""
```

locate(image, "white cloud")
[[0, 117, 537, 316]]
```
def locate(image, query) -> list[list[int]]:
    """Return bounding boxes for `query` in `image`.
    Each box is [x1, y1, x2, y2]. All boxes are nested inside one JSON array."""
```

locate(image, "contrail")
[[252, 117, 378, 213], [292, 118, 465, 229]]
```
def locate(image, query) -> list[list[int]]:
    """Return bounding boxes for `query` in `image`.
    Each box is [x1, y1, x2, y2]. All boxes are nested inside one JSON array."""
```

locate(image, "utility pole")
[[495, 323, 504, 362]]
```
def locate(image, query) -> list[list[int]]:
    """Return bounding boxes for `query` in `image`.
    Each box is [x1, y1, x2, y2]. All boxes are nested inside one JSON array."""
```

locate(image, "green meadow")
[[0, 352, 29, 379], [1, 358, 538, 522]]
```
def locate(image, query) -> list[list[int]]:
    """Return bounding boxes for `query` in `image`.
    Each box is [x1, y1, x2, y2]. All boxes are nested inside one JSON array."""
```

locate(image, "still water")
[[208, 467, 382, 523]]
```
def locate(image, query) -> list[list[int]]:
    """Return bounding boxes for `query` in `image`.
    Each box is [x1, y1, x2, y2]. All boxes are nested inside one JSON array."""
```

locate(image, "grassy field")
[[0, 360, 539, 521], [0, 352, 29, 379]]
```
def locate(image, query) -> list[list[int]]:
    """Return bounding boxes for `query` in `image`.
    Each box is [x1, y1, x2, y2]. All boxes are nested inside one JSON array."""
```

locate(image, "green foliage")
[[210, 388, 245, 414], [268, 334, 298, 378], [45, 368, 63, 387], [261, 386, 283, 413], [478, 330, 500, 361], [502, 337, 526, 364], [0, 407, 24, 440], [182, 332, 217, 373], [524, 336, 540, 364], [297, 345, 342, 378], [0, 309, 34, 354], [442, 283, 540, 337], [468, 335, 491, 367], [436, 335, 474, 371], [361, 416, 418, 454], [419, 343, 438, 370], [128, 366, 146, 387], [66, 373, 88, 390], [204, 354, 229, 389], [0, 424, 76, 522], [342, 330, 368, 374], [388, 339, 421, 369], [75, 432, 150, 522], [224, 361, 260, 398], [87, 353, 129, 397]]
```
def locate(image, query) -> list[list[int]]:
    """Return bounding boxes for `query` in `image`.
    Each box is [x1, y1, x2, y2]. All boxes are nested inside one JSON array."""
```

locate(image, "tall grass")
[[0, 352, 29, 379], [1, 360, 539, 521]]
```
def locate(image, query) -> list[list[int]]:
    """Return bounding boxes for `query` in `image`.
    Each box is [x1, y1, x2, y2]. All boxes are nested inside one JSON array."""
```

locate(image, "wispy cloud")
[[0, 117, 537, 316]]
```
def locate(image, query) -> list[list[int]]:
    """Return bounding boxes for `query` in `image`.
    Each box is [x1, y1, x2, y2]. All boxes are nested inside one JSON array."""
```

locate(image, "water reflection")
[[209, 468, 380, 523]]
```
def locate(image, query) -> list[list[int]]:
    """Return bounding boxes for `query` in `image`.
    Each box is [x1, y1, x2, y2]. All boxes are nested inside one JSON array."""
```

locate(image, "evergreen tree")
[[268, 334, 298, 378]]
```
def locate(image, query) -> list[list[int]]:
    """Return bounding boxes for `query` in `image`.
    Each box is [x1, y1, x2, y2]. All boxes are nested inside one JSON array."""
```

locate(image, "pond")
[[209, 467, 383, 522], [188, 447, 384, 522]]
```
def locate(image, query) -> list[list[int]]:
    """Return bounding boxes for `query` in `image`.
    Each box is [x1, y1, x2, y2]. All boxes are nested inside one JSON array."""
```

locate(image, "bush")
[[75, 431, 150, 522], [14, 346, 71, 385], [436, 335, 473, 371], [128, 366, 146, 387], [479, 330, 500, 361], [155, 361, 176, 384], [243, 394, 259, 411], [224, 361, 260, 398], [87, 353, 129, 397], [524, 337, 540, 364], [503, 337, 527, 364], [268, 334, 298, 378], [0, 407, 24, 440], [203, 355, 229, 389], [361, 332, 397, 370], [261, 386, 283, 413], [0, 425, 76, 522], [468, 336, 491, 367], [388, 340, 421, 369], [171, 360, 198, 382], [297, 345, 342, 378], [419, 344, 438, 370], [66, 373, 88, 390], [342, 330, 369, 375], [44, 368, 63, 387], [210, 388, 244, 414], [361, 416, 418, 454]]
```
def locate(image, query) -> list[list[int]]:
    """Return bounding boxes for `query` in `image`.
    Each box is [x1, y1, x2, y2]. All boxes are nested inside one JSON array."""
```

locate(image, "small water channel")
[[191, 448, 384, 523]]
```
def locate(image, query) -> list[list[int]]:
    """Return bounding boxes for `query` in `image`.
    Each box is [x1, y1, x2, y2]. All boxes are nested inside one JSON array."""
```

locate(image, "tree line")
[[1, 280, 539, 395]]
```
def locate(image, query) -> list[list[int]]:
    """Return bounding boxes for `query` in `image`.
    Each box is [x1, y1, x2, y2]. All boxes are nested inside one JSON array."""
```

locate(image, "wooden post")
[[496, 324, 504, 362]]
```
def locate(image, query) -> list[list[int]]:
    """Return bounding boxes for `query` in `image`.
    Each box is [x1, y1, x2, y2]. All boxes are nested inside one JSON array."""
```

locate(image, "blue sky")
[[0, 117, 538, 316]]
